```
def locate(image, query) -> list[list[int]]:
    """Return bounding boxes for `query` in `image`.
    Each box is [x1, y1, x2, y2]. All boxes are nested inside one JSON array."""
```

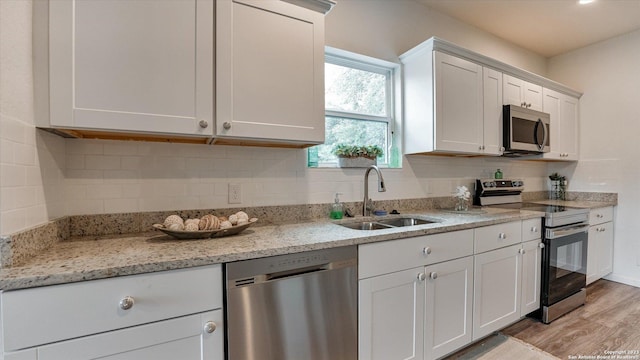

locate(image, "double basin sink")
[[338, 217, 439, 231]]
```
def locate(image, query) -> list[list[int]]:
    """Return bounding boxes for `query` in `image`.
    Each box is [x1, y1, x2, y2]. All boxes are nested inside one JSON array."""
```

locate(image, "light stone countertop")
[[0, 207, 547, 291], [530, 199, 618, 209]]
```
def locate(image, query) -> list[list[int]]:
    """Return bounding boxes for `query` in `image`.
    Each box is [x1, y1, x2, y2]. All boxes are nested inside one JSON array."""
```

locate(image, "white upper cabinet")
[[433, 52, 484, 153], [483, 68, 505, 155], [402, 48, 502, 155], [42, 0, 214, 140], [215, 0, 331, 146], [543, 88, 579, 160], [503, 74, 543, 111]]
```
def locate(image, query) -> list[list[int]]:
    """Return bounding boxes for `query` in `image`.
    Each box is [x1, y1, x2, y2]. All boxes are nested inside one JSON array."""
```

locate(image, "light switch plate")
[[228, 183, 241, 204]]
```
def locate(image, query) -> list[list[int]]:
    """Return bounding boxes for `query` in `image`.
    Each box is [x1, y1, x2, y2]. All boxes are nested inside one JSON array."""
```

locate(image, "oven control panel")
[[476, 179, 524, 192]]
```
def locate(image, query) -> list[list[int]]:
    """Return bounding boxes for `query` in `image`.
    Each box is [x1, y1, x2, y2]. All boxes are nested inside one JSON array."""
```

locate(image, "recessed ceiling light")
[[579, 0, 595, 4]]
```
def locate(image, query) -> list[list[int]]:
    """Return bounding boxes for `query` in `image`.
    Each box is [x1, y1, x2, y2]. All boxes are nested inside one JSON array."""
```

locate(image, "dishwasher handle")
[[267, 263, 330, 281]]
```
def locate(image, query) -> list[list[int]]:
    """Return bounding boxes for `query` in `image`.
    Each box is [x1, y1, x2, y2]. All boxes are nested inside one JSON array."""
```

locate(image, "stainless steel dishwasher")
[[225, 246, 357, 360]]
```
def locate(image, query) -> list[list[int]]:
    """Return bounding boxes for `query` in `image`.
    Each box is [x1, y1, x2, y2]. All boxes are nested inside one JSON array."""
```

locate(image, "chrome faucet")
[[363, 165, 386, 216]]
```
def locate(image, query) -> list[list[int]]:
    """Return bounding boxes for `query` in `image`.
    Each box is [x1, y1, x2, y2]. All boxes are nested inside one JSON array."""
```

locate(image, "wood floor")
[[502, 279, 640, 359]]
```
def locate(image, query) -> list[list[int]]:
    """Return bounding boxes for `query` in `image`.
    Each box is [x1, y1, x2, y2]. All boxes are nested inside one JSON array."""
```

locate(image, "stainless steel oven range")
[[475, 179, 589, 323]]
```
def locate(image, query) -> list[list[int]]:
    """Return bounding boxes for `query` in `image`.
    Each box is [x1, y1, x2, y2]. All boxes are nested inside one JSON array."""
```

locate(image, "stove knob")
[[483, 181, 493, 188], [490, 182, 497, 187]]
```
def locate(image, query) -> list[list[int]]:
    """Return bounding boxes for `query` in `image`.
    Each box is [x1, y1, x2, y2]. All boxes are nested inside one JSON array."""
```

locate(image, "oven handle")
[[546, 224, 589, 239]]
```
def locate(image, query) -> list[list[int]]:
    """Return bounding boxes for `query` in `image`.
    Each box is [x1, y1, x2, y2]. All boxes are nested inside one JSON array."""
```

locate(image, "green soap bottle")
[[330, 193, 344, 219], [495, 169, 503, 179]]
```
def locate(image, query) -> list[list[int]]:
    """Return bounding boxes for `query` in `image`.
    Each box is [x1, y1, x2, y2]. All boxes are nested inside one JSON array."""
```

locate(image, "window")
[[309, 47, 400, 167]]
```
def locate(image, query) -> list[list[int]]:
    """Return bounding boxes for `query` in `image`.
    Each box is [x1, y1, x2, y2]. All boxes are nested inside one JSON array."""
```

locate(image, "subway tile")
[[84, 155, 121, 170], [0, 164, 26, 187], [66, 140, 103, 155], [103, 141, 138, 156], [66, 154, 85, 170], [104, 198, 139, 214], [1, 208, 27, 234], [0, 139, 14, 164], [85, 184, 123, 199]]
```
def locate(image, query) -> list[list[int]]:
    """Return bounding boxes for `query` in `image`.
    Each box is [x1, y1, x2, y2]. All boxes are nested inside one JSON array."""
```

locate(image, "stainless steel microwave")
[[502, 104, 550, 156]]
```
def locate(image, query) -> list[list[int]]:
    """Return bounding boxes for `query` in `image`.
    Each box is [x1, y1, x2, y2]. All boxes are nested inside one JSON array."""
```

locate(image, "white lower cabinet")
[[359, 267, 426, 360], [587, 207, 615, 284], [359, 220, 543, 360], [473, 244, 522, 340], [37, 310, 223, 360], [0, 265, 224, 360], [424, 256, 474, 360]]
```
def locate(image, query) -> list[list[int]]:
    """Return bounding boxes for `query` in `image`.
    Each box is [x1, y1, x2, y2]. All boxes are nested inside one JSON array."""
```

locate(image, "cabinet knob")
[[204, 321, 217, 334], [199, 120, 209, 129], [423, 247, 432, 255], [119, 296, 135, 310], [531, 226, 538, 233], [519, 248, 525, 254], [521, 102, 526, 107], [417, 273, 426, 282], [498, 233, 507, 240], [223, 122, 232, 130], [597, 214, 604, 218], [500, 147, 505, 152], [539, 243, 545, 249], [430, 272, 438, 280]]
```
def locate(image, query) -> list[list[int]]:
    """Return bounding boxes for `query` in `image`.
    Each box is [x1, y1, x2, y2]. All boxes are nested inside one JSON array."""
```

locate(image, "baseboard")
[[603, 273, 640, 288]]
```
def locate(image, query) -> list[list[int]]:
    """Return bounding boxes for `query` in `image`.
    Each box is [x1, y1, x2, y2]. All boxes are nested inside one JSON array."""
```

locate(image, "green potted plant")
[[332, 144, 384, 168]]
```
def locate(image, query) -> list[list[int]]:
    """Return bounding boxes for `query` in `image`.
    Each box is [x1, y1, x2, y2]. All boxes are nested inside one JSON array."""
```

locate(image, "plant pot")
[[337, 157, 376, 168]]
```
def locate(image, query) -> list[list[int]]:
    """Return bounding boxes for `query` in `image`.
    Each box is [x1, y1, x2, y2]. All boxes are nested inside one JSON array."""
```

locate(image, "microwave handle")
[[534, 118, 548, 151]]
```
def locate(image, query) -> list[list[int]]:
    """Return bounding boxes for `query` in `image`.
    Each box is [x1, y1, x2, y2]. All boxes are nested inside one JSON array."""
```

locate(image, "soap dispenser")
[[330, 193, 344, 219]]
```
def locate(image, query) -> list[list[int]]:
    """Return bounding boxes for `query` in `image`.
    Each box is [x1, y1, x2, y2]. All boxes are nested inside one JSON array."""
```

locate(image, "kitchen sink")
[[338, 217, 439, 230]]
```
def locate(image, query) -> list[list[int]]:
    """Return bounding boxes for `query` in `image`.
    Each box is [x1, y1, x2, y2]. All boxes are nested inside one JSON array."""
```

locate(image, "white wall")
[[547, 29, 640, 287], [0, 0, 551, 235], [325, 0, 547, 74], [0, 0, 66, 235]]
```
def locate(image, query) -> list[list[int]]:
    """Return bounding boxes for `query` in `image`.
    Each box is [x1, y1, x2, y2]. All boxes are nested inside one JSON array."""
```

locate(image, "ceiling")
[[417, 0, 640, 57]]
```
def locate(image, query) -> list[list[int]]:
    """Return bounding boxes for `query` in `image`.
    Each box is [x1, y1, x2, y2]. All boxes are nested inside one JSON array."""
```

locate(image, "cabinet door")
[[520, 239, 542, 315], [559, 95, 579, 160], [588, 219, 614, 284], [433, 51, 484, 153], [37, 311, 223, 360], [473, 244, 522, 340], [216, 0, 325, 144], [482, 68, 503, 155], [425, 257, 474, 360], [503, 74, 542, 111], [359, 267, 425, 360], [542, 88, 562, 159], [49, 0, 214, 137], [543, 89, 579, 160]]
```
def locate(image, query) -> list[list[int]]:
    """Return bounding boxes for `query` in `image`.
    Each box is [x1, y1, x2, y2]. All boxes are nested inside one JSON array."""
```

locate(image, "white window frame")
[[319, 46, 402, 167]]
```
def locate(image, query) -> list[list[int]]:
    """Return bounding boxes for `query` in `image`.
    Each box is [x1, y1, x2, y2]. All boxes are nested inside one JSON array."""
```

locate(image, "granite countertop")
[[529, 199, 617, 208], [0, 198, 617, 291], [0, 207, 546, 291]]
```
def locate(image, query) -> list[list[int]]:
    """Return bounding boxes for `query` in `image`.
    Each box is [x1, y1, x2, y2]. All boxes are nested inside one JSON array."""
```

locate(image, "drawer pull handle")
[[430, 272, 438, 280], [204, 321, 217, 334], [417, 273, 426, 282], [119, 296, 135, 310], [531, 226, 538, 233], [498, 233, 507, 240], [597, 214, 603, 218], [423, 247, 432, 255]]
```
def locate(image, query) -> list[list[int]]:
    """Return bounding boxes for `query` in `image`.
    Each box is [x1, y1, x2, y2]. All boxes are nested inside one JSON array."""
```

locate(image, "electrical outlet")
[[228, 183, 241, 204]]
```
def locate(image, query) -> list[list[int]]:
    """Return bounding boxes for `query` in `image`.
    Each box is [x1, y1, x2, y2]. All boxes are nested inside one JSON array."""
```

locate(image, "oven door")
[[542, 224, 588, 305]]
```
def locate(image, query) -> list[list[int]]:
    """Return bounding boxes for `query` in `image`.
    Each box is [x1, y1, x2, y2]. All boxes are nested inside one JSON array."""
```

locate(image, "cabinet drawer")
[[589, 206, 613, 225], [474, 221, 522, 253], [522, 218, 542, 242], [1, 265, 222, 352], [359, 229, 474, 279]]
